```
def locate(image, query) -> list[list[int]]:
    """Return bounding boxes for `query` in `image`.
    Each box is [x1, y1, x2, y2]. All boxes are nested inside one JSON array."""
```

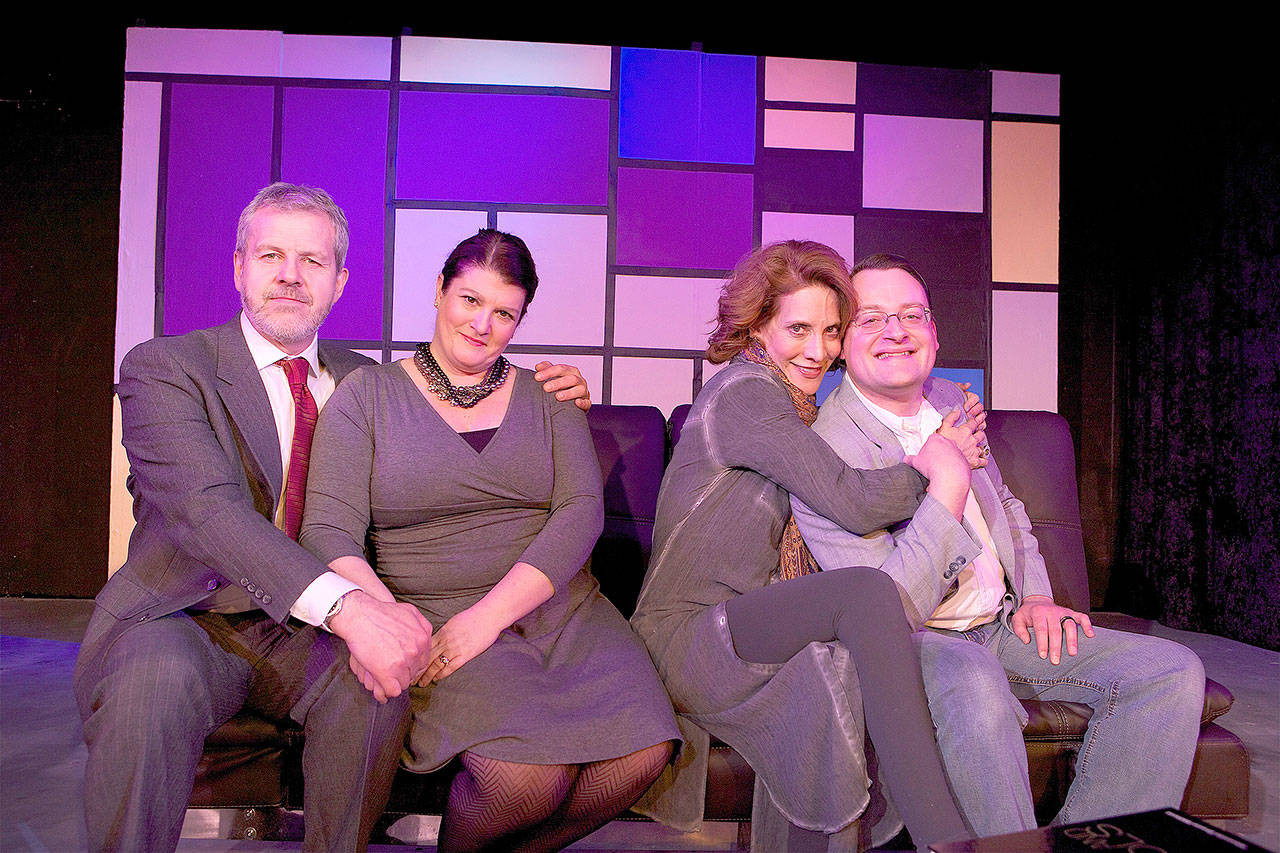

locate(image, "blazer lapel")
[[831, 380, 906, 466], [215, 319, 283, 504]]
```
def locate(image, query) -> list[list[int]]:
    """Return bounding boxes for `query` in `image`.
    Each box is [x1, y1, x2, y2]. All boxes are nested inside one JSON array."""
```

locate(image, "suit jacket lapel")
[[215, 319, 283, 504], [832, 380, 907, 466]]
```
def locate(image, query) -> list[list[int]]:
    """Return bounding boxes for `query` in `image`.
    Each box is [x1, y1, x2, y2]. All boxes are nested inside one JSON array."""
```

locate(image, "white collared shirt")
[[848, 378, 1005, 629], [239, 314, 359, 626]]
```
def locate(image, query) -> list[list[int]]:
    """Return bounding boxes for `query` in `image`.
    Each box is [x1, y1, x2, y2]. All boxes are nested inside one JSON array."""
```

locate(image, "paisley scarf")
[[737, 339, 822, 581]]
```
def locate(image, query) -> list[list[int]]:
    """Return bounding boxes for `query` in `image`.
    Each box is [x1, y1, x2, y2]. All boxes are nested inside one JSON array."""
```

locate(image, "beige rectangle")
[[116, 81, 162, 381], [282, 34, 392, 80], [992, 122, 1060, 284], [764, 57, 857, 104], [126, 27, 281, 76], [764, 109, 856, 151], [401, 37, 612, 89], [613, 276, 721, 351], [992, 290, 1058, 412], [611, 357, 695, 417]]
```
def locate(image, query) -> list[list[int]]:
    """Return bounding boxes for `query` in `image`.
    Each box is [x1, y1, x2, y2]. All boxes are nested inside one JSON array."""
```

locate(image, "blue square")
[[930, 367, 985, 405], [619, 48, 756, 165]]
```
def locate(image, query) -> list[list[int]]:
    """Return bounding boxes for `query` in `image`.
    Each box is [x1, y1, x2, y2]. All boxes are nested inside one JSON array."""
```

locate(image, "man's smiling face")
[[844, 266, 938, 413]]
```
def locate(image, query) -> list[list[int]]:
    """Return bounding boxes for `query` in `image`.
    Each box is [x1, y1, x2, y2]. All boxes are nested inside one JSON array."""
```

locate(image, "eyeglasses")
[[852, 308, 932, 334]]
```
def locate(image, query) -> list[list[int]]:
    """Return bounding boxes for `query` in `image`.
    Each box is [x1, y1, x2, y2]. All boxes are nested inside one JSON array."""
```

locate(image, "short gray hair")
[[235, 182, 350, 268]]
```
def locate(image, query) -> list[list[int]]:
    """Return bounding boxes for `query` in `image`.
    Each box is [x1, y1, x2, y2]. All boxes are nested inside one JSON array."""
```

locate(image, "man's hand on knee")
[[329, 591, 433, 702], [1012, 595, 1094, 665]]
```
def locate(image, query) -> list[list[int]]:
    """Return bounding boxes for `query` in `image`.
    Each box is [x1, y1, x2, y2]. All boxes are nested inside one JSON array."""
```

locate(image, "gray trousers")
[[73, 607, 411, 852]]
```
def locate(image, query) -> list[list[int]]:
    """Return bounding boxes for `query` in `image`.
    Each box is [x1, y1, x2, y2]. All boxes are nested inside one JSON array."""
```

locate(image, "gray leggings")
[[725, 566, 971, 850]]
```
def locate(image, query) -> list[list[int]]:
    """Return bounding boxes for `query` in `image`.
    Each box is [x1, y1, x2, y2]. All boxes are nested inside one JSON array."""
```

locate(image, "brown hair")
[[706, 240, 854, 363], [849, 252, 932, 307]]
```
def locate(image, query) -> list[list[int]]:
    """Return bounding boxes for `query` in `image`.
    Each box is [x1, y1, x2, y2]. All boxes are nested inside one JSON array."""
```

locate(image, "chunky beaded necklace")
[[413, 342, 510, 408]]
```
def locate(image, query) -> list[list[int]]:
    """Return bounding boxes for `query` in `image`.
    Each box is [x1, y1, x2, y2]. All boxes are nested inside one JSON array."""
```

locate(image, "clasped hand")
[[1011, 594, 1095, 665], [417, 607, 504, 686], [329, 591, 434, 703], [937, 383, 988, 470]]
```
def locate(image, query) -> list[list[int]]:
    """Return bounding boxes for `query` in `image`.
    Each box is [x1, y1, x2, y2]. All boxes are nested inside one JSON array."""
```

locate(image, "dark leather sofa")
[[185, 405, 1249, 842]]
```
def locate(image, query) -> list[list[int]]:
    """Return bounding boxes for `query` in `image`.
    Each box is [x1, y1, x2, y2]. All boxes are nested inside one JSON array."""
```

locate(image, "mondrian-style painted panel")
[[116, 26, 1060, 420]]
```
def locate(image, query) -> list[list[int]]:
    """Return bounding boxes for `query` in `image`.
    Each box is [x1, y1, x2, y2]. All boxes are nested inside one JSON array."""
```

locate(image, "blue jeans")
[[913, 620, 1204, 837]]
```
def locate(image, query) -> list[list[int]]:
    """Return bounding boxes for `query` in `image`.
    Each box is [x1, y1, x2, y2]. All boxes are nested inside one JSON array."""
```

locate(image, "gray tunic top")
[[302, 363, 679, 770], [630, 361, 925, 835]]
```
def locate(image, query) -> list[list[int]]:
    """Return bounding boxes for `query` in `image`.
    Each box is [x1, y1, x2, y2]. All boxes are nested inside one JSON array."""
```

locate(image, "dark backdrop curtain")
[[1110, 91, 1279, 651]]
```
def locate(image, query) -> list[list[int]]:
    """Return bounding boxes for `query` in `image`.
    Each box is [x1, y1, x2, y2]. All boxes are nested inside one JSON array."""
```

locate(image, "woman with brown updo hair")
[[302, 229, 678, 852], [632, 241, 977, 851]]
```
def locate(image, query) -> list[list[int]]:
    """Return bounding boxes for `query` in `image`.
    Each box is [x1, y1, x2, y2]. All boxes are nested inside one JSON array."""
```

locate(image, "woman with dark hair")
[[302, 229, 679, 852], [632, 241, 981, 851]]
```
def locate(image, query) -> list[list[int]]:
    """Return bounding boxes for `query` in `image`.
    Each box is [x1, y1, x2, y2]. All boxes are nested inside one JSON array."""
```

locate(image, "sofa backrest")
[[984, 410, 1090, 613], [598, 404, 1091, 617], [586, 405, 667, 618]]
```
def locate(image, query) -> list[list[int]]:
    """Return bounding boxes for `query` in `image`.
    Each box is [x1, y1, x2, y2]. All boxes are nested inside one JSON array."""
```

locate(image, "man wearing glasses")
[[791, 253, 1205, 836]]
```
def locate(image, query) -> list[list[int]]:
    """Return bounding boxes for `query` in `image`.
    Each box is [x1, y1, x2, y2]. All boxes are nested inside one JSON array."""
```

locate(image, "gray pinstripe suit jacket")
[[791, 376, 1053, 631], [97, 317, 374, 629]]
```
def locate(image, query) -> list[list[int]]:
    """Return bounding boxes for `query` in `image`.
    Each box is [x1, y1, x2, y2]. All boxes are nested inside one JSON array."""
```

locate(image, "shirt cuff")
[[289, 572, 362, 627]]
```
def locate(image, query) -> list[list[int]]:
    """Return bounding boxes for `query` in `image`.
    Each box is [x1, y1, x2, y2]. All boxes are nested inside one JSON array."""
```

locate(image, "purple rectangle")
[[857, 64, 989, 119], [282, 87, 389, 341], [396, 91, 608, 205], [756, 148, 859, 214], [854, 213, 987, 286], [615, 168, 753, 270], [163, 84, 274, 335]]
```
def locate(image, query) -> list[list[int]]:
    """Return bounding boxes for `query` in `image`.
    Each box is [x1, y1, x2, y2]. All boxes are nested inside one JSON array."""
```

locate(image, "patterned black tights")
[[438, 741, 673, 852]]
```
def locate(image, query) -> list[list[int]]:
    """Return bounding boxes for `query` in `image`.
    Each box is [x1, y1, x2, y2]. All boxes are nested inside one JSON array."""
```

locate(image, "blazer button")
[[254, 589, 263, 599], [246, 582, 257, 593], [206, 579, 219, 591], [262, 594, 272, 605], [240, 577, 250, 586]]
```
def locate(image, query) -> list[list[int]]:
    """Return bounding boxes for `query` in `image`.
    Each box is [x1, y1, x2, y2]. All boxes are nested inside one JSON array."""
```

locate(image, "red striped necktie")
[[278, 357, 318, 540]]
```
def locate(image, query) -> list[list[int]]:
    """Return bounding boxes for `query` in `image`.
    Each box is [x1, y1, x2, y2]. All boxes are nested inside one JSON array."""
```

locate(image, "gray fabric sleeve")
[[516, 396, 605, 591], [705, 370, 926, 535]]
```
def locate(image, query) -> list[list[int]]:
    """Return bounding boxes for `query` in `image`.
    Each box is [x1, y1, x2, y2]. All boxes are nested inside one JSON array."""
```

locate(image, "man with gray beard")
[[74, 183, 590, 851]]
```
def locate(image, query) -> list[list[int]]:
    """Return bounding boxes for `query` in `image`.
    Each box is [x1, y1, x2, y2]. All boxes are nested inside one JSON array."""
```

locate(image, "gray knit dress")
[[630, 360, 926, 839], [302, 363, 679, 771]]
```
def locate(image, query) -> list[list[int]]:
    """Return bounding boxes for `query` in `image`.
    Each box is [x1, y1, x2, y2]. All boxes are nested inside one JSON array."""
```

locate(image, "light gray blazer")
[[791, 376, 1053, 631]]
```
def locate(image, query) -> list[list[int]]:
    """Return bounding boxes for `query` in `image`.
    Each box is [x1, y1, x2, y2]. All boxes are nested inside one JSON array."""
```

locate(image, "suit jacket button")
[[262, 594, 272, 605], [206, 579, 219, 591], [240, 577, 250, 586], [246, 582, 256, 593]]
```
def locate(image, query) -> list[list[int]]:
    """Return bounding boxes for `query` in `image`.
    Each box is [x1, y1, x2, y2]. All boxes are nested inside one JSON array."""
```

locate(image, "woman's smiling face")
[[751, 284, 842, 395]]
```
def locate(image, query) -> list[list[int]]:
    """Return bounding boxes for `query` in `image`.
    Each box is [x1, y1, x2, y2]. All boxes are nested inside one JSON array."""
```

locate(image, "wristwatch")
[[321, 589, 356, 632]]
